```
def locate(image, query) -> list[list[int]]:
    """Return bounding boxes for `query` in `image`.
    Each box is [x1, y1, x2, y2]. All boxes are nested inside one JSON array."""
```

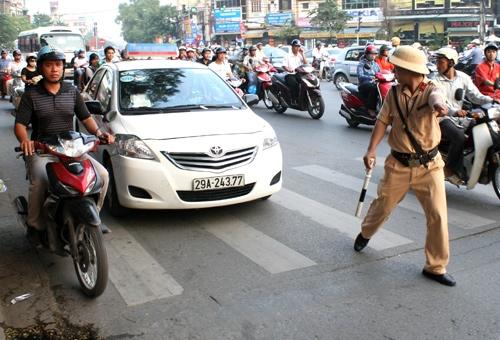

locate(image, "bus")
[[18, 26, 86, 78]]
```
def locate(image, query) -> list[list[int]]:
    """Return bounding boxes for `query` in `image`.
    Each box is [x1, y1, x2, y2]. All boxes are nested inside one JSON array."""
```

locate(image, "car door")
[[344, 48, 364, 84]]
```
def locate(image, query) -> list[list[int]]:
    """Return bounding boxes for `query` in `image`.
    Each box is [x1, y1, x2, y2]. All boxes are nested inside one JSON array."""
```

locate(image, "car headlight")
[[115, 134, 157, 160], [263, 127, 279, 150]]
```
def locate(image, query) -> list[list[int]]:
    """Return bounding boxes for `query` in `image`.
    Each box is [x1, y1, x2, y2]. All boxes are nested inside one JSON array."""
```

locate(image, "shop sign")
[[266, 12, 293, 26], [214, 7, 242, 34], [345, 8, 382, 23]]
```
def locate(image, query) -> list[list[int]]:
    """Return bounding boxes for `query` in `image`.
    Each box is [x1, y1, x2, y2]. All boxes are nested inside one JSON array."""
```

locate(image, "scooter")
[[439, 102, 500, 200], [14, 131, 109, 297], [338, 72, 395, 128], [313, 55, 332, 81], [255, 64, 275, 109], [227, 76, 245, 98], [268, 65, 325, 119]]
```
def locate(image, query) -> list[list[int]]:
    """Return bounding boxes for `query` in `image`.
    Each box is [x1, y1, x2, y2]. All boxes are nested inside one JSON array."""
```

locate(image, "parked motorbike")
[[338, 72, 395, 128], [255, 64, 275, 109], [268, 65, 325, 119], [439, 103, 500, 199], [14, 131, 109, 297]]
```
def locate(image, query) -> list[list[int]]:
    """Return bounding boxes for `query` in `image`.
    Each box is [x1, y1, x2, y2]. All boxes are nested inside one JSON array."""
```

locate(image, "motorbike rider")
[[463, 39, 484, 74], [102, 46, 116, 65], [14, 46, 114, 243], [474, 43, 500, 100], [178, 46, 188, 60], [255, 42, 265, 62], [282, 39, 308, 102], [390, 36, 400, 54], [86, 53, 100, 82], [0, 49, 11, 99], [357, 45, 381, 116], [6, 50, 26, 100], [186, 48, 197, 62], [73, 49, 89, 89], [243, 46, 261, 72], [21, 54, 41, 88], [197, 47, 212, 66], [375, 45, 394, 73], [434, 47, 498, 184], [312, 42, 328, 80], [209, 47, 237, 80]]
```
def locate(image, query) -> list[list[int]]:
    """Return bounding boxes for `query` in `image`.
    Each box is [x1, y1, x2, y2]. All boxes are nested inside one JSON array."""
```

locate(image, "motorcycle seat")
[[344, 83, 359, 96], [273, 73, 287, 84]]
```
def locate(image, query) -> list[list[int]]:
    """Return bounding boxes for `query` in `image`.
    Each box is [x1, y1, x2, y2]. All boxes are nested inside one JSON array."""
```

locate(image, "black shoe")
[[354, 233, 370, 252], [100, 223, 111, 234], [422, 270, 456, 287], [26, 226, 43, 247]]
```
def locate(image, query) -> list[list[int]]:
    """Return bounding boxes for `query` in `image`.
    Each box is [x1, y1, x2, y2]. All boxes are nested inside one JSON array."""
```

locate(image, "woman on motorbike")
[[21, 54, 41, 88], [357, 45, 381, 116]]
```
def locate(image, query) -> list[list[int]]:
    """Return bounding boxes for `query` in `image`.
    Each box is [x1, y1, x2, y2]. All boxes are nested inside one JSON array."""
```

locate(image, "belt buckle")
[[408, 158, 421, 167]]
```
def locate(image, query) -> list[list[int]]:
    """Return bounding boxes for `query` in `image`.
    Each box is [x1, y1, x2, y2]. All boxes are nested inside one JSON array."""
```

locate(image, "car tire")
[[334, 74, 348, 90], [104, 160, 128, 217]]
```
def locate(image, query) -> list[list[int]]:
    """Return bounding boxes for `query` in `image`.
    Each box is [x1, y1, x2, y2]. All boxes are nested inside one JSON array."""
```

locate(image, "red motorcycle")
[[15, 131, 108, 297], [338, 72, 395, 128], [255, 64, 275, 109]]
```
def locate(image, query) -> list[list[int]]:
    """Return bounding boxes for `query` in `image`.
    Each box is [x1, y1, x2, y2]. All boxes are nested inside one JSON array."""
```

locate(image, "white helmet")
[[471, 39, 481, 45], [435, 47, 458, 65]]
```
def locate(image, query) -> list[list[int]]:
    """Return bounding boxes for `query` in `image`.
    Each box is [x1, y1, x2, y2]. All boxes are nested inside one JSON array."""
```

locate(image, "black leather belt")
[[391, 147, 438, 167]]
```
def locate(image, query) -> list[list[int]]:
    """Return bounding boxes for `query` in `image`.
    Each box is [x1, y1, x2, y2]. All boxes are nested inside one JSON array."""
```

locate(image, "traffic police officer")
[[353, 46, 456, 287]]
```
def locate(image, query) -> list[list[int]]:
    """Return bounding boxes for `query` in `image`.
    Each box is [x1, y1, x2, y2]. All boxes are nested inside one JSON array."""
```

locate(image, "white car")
[[81, 59, 282, 215]]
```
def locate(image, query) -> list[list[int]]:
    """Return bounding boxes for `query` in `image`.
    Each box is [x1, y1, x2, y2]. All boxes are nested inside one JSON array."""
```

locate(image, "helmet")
[[215, 47, 227, 54], [484, 43, 498, 52], [291, 39, 301, 47], [471, 39, 481, 45], [256, 42, 263, 46], [365, 45, 378, 55], [26, 53, 37, 62], [12, 49, 21, 56], [249, 45, 257, 51], [36, 45, 66, 74], [379, 44, 390, 53], [435, 47, 458, 65], [389, 45, 429, 75], [202, 47, 211, 54], [78, 49, 85, 54], [411, 42, 422, 50], [391, 37, 401, 46], [178, 46, 186, 51], [186, 47, 195, 53], [316, 42, 322, 48]]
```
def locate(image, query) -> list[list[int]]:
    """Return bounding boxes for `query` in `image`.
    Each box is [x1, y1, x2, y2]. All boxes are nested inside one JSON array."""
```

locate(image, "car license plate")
[[193, 175, 245, 191]]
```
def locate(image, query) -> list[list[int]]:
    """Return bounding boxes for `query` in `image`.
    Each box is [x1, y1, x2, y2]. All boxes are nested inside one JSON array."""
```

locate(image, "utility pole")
[[479, 0, 486, 41]]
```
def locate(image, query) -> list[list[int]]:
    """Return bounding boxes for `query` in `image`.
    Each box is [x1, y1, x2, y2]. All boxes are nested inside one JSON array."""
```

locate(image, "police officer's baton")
[[355, 160, 374, 218]]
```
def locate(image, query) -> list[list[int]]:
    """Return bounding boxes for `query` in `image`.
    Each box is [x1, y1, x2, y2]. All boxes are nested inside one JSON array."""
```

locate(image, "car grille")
[[177, 183, 255, 202], [162, 146, 258, 172]]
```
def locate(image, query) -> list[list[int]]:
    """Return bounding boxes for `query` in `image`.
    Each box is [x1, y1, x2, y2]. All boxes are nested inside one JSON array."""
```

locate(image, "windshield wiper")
[[162, 104, 242, 111], [123, 106, 163, 113]]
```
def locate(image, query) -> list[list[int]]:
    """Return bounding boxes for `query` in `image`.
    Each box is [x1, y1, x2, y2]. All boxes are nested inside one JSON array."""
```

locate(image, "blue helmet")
[[36, 45, 66, 75], [291, 39, 301, 47]]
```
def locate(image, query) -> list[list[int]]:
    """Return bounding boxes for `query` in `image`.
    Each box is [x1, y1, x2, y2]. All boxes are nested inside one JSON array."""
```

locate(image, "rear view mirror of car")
[[85, 100, 105, 115], [244, 94, 259, 106]]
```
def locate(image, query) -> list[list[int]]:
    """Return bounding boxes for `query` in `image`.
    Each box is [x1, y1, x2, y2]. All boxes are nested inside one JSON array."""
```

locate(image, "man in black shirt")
[[14, 46, 114, 240]]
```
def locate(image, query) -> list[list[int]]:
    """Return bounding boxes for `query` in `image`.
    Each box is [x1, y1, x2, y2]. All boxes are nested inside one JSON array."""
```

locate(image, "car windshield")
[[40, 33, 85, 52], [119, 68, 244, 114], [327, 49, 343, 56], [264, 47, 287, 58]]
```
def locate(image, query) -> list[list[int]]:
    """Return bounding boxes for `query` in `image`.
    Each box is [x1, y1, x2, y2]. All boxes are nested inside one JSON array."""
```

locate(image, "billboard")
[[214, 7, 242, 34], [266, 12, 293, 26]]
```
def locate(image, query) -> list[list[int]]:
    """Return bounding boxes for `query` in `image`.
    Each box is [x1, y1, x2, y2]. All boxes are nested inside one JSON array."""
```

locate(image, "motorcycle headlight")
[[263, 127, 279, 150], [115, 134, 157, 160]]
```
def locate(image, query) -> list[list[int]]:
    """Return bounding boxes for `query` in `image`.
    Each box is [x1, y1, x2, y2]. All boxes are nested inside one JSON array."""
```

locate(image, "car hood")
[[116, 109, 267, 140]]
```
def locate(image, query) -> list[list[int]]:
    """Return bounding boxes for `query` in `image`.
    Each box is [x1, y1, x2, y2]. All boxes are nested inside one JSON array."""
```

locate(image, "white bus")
[[18, 26, 86, 78]]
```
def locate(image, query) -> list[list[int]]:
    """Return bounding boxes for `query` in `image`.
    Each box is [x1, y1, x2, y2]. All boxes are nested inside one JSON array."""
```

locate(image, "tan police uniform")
[[360, 78, 450, 275]]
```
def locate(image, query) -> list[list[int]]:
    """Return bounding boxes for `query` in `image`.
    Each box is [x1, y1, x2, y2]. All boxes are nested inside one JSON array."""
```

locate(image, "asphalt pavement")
[[0, 82, 499, 340]]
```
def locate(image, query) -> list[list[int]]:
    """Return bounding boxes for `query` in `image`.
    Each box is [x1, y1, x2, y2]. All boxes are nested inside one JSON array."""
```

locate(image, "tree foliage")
[[116, 0, 179, 43], [275, 24, 301, 39], [32, 13, 53, 28], [308, 0, 351, 35], [0, 14, 32, 48]]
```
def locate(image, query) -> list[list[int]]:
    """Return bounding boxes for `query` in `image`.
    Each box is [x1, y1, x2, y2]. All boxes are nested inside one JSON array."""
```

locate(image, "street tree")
[[275, 24, 301, 44], [116, 0, 179, 43], [32, 13, 53, 28], [308, 0, 351, 40], [0, 14, 32, 48]]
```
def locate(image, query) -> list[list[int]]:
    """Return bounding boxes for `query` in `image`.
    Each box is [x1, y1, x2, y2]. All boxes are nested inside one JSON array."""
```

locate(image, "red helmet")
[[365, 45, 378, 55]]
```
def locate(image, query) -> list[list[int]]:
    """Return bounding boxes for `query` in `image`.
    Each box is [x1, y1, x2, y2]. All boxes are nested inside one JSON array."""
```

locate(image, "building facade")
[[0, 0, 25, 16]]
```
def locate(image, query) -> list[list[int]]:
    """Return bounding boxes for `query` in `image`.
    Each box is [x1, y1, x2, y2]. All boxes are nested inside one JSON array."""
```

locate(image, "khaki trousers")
[[361, 153, 449, 274], [27, 153, 109, 230]]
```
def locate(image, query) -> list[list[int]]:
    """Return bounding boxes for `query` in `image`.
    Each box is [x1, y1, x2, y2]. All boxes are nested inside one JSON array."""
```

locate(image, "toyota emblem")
[[209, 146, 224, 157]]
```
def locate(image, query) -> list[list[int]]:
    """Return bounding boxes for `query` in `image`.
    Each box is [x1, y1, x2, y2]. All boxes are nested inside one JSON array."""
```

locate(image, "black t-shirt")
[[21, 67, 39, 85], [15, 80, 91, 140]]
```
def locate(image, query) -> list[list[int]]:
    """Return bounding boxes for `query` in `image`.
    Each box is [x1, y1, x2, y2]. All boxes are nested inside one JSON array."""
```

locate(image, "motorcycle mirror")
[[243, 94, 259, 106], [85, 100, 105, 115], [494, 77, 500, 90], [454, 88, 465, 101]]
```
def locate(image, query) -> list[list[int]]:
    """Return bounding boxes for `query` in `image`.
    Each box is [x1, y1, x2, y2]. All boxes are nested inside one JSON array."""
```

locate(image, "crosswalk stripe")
[[200, 214, 317, 274], [105, 222, 183, 306], [271, 188, 413, 251], [294, 164, 496, 229]]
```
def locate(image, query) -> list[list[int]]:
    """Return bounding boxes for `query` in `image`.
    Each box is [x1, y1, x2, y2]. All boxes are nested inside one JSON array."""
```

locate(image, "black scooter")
[[268, 65, 325, 119]]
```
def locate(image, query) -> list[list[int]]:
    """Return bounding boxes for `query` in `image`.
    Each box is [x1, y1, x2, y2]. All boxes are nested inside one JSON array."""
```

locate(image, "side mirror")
[[454, 88, 464, 101], [243, 94, 259, 106], [85, 100, 105, 115], [494, 77, 500, 90]]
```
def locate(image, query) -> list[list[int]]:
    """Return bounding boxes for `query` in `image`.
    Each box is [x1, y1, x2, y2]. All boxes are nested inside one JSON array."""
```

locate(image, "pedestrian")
[[353, 46, 456, 287], [102, 46, 116, 65]]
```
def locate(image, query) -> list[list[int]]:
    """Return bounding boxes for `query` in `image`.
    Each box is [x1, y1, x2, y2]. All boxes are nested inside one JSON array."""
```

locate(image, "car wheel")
[[334, 74, 348, 90], [104, 160, 128, 217]]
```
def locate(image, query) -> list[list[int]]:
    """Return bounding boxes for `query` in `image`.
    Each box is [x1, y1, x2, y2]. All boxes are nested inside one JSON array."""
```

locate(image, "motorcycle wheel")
[[263, 89, 273, 109], [105, 160, 128, 217], [307, 94, 325, 119], [493, 165, 500, 200], [73, 222, 108, 297], [272, 93, 287, 114]]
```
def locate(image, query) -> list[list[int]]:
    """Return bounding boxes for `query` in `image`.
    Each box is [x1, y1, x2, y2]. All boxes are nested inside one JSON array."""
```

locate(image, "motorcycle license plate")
[[193, 175, 244, 191]]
